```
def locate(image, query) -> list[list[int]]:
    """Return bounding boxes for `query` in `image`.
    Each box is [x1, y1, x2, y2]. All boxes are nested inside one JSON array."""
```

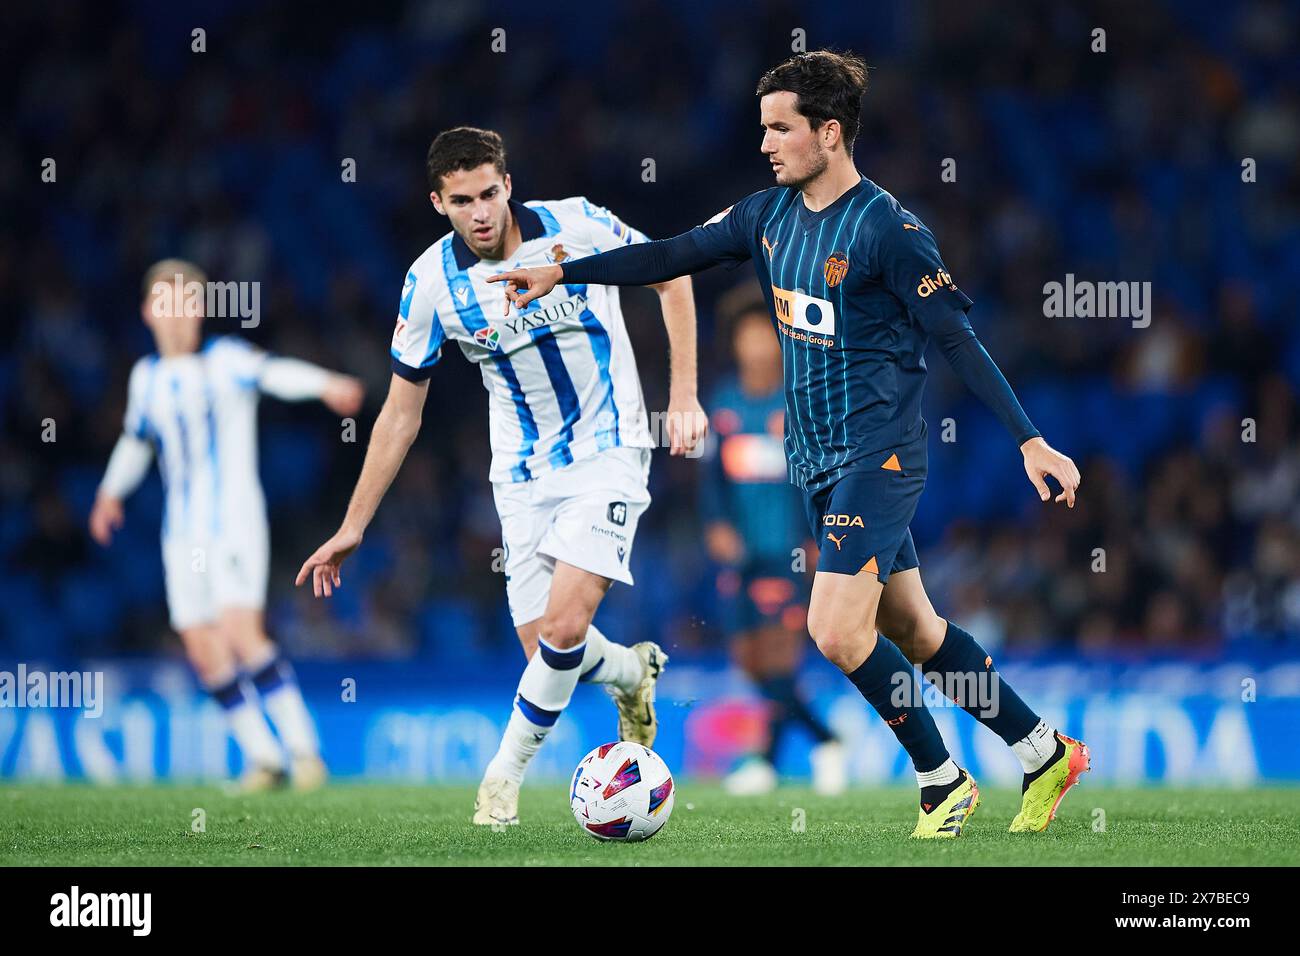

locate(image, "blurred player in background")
[[90, 259, 364, 791], [703, 293, 845, 796], [296, 128, 707, 826], [493, 51, 1091, 838]]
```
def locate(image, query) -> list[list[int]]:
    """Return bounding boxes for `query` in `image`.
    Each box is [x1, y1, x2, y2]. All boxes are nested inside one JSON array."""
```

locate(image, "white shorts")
[[492, 446, 652, 626], [162, 524, 269, 631]]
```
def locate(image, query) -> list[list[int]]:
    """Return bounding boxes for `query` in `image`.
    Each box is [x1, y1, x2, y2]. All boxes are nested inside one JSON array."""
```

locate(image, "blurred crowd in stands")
[[2, 0, 1298, 662]]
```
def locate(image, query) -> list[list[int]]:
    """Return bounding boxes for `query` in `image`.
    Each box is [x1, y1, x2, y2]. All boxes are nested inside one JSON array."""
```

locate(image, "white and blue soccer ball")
[[569, 741, 675, 842]]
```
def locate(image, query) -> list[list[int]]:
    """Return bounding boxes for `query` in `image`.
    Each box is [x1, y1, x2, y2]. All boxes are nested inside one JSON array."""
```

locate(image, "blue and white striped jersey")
[[106, 335, 331, 541], [390, 197, 655, 483]]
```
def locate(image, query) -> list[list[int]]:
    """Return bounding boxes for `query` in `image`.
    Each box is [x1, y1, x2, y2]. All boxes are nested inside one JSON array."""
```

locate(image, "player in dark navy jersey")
[[492, 51, 1091, 837], [702, 296, 844, 796]]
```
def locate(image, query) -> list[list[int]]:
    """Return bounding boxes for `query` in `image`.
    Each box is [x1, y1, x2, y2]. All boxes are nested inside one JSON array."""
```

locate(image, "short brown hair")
[[755, 50, 869, 152], [426, 126, 507, 193], [141, 258, 207, 299]]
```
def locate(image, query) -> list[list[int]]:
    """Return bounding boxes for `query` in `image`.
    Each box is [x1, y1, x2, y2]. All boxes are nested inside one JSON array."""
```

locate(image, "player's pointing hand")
[[1020, 436, 1081, 508], [488, 264, 563, 314], [295, 526, 363, 597]]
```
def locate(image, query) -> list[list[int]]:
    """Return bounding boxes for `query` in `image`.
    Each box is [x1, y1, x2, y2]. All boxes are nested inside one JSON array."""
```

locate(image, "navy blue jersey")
[[699, 376, 806, 562], [690, 177, 975, 492], [557, 174, 1039, 493]]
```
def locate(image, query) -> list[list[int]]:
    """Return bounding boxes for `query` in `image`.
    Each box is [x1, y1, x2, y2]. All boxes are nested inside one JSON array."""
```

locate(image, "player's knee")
[[181, 632, 226, 683], [540, 608, 591, 650], [807, 613, 869, 670]]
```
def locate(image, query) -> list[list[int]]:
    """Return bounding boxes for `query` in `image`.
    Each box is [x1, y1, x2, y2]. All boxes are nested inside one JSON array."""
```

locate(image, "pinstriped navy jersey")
[[691, 176, 973, 492]]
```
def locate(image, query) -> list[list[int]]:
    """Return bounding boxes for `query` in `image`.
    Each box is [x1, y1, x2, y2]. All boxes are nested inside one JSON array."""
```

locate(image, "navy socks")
[[921, 621, 1040, 745], [847, 636, 950, 773]]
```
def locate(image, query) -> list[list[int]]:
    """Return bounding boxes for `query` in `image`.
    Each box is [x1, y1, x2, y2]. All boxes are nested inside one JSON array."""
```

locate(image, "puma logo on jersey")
[[761, 234, 779, 259], [902, 223, 920, 231], [826, 532, 847, 550]]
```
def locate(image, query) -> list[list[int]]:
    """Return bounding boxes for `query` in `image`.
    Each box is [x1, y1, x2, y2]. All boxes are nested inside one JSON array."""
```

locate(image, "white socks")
[[1011, 719, 1058, 773], [250, 656, 321, 759], [484, 635, 586, 784], [916, 757, 960, 790], [211, 677, 283, 770], [578, 625, 644, 695], [483, 626, 647, 785], [261, 684, 320, 758], [483, 707, 550, 785]]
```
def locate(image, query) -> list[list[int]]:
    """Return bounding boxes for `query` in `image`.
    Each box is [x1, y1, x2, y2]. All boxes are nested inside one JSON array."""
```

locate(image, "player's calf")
[[919, 619, 1091, 827], [810, 571, 968, 834], [477, 633, 589, 823], [181, 625, 285, 780]]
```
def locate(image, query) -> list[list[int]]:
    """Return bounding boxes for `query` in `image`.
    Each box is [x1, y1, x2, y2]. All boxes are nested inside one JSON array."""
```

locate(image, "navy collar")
[[794, 175, 870, 229], [451, 199, 545, 270]]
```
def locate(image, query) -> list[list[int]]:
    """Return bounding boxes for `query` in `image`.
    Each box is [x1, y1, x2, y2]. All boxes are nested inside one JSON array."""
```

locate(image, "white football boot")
[[723, 757, 778, 796], [291, 754, 329, 792], [236, 763, 289, 794], [611, 641, 668, 748], [472, 776, 520, 827], [810, 741, 848, 796]]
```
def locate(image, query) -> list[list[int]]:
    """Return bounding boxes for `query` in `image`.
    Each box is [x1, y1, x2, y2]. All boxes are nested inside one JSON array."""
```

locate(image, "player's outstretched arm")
[[89, 432, 154, 546], [490, 228, 735, 313], [876, 210, 1081, 507], [933, 327, 1080, 507], [650, 275, 709, 456], [295, 373, 428, 597], [259, 355, 365, 416]]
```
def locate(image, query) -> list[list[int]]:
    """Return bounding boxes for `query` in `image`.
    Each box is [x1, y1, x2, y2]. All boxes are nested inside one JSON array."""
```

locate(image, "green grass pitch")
[[3, 783, 1298, 866]]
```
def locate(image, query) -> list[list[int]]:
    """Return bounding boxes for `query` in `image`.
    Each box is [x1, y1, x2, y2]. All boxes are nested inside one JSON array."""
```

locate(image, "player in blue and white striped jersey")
[[297, 128, 707, 825], [91, 259, 365, 791]]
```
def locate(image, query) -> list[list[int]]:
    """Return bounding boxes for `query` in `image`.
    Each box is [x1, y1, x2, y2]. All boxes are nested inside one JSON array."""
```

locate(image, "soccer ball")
[[569, 741, 675, 842]]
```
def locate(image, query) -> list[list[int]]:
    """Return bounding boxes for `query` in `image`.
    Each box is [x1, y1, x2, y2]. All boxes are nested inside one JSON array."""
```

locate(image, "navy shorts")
[[733, 558, 806, 632], [803, 441, 926, 583]]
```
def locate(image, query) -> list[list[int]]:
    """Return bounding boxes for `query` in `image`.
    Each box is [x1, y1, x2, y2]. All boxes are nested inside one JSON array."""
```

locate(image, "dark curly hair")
[[426, 126, 507, 193], [755, 50, 869, 152]]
